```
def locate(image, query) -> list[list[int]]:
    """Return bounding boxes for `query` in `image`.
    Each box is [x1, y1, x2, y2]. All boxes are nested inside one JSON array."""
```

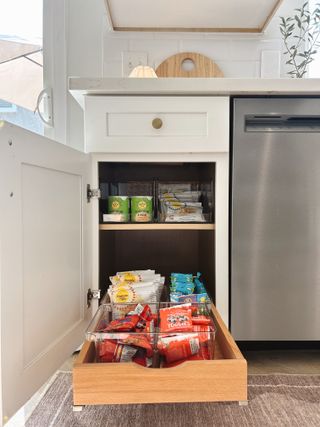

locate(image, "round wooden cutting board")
[[156, 52, 224, 77]]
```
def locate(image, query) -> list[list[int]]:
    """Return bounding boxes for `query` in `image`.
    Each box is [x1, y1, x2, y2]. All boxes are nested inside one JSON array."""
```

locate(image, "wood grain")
[[156, 52, 224, 78], [261, 0, 284, 32], [104, 0, 283, 33], [100, 223, 215, 231], [113, 27, 262, 33], [73, 304, 247, 405]]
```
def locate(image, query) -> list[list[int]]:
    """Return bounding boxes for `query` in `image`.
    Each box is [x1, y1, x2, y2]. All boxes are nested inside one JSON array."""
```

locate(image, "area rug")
[[26, 372, 320, 427]]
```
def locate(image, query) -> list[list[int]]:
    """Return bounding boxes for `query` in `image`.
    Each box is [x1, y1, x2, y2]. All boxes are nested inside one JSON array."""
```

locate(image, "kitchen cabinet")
[[0, 93, 244, 420], [84, 96, 229, 153]]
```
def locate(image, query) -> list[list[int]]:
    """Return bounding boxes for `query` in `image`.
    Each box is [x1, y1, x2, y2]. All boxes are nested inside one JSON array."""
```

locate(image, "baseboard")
[[237, 341, 320, 351]]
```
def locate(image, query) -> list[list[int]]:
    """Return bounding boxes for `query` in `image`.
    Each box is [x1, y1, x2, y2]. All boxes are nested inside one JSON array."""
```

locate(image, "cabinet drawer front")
[[107, 112, 207, 137], [84, 96, 229, 153]]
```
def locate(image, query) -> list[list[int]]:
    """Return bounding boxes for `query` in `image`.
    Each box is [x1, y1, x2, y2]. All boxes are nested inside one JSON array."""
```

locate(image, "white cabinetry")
[[0, 93, 230, 420], [84, 96, 229, 153]]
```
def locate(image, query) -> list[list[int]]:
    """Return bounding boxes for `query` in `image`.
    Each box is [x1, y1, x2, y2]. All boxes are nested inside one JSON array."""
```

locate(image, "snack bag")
[[110, 271, 161, 286], [98, 340, 138, 363], [108, 281, 162, 305], [127, 303, 153, 329], [133, 348, 153, 367], [157, 334, 200, 363], [160, 305, 193, 333], [104, 314, 140, 332], [170, 273, 195, 295], [171, 273, 193, 286], [194, 273, 207, 294], [118, 334, 153, 357], [170, 292, 183, 303], [192, 315, 212, 326], [196, 293, 210, 303], [175, 294, 198, 303]]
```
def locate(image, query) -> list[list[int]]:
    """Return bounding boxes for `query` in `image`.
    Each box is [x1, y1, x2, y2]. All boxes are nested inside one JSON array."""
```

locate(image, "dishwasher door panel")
[[231, 98, 320, 340]]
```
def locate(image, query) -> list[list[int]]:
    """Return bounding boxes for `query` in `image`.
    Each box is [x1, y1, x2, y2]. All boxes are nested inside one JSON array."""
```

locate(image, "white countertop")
[[69, 77, 320, 107]]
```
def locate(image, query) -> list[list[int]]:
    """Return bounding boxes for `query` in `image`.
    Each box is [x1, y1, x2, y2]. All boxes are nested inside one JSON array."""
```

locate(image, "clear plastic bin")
[[85, 302, 216, 368]]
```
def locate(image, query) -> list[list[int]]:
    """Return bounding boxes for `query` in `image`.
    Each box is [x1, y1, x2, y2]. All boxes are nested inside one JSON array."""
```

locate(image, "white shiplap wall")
[[102, 0, 303, 78]]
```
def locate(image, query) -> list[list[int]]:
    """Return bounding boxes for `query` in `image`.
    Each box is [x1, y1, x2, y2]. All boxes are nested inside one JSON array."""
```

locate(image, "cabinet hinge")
[[87, 288, 101, 308], [87, 184, 101, 203]]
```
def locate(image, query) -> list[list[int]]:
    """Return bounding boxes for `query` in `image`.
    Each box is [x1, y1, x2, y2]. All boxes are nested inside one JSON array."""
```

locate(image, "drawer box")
[[84, 96, 229, 153], [73, 304, 247, 405]]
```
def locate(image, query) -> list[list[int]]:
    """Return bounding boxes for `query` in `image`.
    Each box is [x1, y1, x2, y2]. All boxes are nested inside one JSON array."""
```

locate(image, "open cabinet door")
[[0, 123, 93, 421]]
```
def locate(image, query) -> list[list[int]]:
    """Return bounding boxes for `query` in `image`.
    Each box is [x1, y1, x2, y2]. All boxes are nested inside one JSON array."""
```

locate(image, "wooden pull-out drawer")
[[73, 304, 247, 405], [84, 96, 229, 153]]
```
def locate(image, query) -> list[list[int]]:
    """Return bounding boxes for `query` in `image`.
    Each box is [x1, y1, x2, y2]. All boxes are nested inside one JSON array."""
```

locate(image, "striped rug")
[[26, 372, 320, 427]]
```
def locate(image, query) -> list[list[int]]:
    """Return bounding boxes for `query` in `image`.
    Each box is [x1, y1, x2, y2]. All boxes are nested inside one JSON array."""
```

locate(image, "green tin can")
[[131, 196, 153, 223], [108, 196, 129, 222]]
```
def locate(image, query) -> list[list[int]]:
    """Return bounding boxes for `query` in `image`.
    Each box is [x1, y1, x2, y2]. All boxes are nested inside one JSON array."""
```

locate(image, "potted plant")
[[280, 1, 320, 78]]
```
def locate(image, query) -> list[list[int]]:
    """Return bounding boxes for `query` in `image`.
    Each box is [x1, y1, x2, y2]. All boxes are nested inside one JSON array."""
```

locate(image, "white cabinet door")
[[0, 123, 93, 421]]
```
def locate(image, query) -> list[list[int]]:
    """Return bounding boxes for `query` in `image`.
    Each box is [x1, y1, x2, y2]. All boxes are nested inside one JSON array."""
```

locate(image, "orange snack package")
[[191, 315, 211, 326], [118, 333, 153, 357], [157, 334, 200, 363], [98, 340, 138, 363], [160, 306, 193, 333], [104, 314, 140, 332]]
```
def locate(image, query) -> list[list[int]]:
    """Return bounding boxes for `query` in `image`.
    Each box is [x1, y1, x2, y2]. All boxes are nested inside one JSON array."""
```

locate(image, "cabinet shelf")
[[99, 223, 215, 231]]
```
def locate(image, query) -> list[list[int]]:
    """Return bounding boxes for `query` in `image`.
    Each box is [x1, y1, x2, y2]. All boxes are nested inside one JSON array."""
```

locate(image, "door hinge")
[[87, 184, 101, 203], [87, 288, 101, 308]]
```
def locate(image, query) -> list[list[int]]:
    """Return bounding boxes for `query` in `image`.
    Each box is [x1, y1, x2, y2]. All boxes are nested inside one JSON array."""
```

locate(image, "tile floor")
[[245, 350, 320, 375]]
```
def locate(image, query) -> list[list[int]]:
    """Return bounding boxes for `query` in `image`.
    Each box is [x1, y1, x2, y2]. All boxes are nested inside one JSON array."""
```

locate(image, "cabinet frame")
[[91, 152, 229, 325]]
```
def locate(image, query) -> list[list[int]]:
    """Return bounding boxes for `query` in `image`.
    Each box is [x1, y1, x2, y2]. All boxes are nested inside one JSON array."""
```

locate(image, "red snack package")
[[160, 307, 193, 333], [192, 324, 215, 359], [192, 324, 213, 342], [98, 340, 138, 363], [104, 314, 139, 332], [144, 319, 155, 339], [137, 304, 153, 321], [118, 334, 153, 357], [133, 348, 153, 367], [192, 315, 211, 326], [157, 334, 200, 363], [162, 348, 211, 368], [127, 304, 154, 329]]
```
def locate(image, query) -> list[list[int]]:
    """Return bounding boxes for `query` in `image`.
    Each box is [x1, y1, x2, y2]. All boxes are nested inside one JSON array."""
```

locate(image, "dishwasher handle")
[[245, 114, 320, 132]]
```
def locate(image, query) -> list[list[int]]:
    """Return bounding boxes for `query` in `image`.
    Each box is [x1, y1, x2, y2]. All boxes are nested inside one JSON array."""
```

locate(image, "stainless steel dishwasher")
[[231, 98, 320, 341]]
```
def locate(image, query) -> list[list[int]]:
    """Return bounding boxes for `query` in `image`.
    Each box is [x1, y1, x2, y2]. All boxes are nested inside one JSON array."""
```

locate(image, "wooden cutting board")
[[156, 52, 224, 77]]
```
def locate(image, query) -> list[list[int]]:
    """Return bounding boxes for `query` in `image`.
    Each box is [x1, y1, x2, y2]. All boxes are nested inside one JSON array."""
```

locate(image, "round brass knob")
[[152, 118, 163, 129]]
